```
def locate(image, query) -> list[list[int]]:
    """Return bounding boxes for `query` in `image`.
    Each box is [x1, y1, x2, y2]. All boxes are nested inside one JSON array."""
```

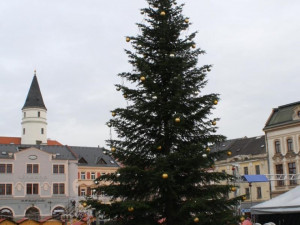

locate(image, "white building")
[[264, 101, 300, 197]]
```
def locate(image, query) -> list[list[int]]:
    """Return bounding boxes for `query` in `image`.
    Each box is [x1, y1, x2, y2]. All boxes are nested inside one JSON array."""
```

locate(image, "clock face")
[[28, 155, 38, 160]]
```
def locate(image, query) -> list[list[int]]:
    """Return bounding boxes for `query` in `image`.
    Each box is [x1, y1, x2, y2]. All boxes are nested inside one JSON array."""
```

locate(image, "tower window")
[[23, 128, 25, 135], [38, 112, 40, 117], [41, 128, 44, 134], [24, 112, 26, 118]]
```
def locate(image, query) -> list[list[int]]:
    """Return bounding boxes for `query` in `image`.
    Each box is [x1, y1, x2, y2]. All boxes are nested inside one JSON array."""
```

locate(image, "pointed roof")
[[22, 75, 47, 110]]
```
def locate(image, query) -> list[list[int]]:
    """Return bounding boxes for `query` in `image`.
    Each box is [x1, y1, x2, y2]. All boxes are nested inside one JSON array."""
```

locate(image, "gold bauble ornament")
[[123, 94, 127, 99], [194, 217, 199, 223], [213, 100, 218, 105], [184, 18, 189, 23], [192, 44, 196, 49], [231, 187, 236, 192], [111, 147, 116, 152], [206, 147, 211, 152], [162, 173, 168, 179], [227, 151, 232, 156], [128, 207, 134, 212], [207, 68, 211, 72], [160, 11, 166, 16], [157, 146, 162, 150], [82, 202, 87, 207], [140, 76, 146, 81], [212, 120, 216, 126], [112, 112, 116, 117], [116, 87, 121, 91], [175, 117, 181, 123], [242, 196, 247, 201], [240, 217, 245, 222], [126, 37, 130, 42]]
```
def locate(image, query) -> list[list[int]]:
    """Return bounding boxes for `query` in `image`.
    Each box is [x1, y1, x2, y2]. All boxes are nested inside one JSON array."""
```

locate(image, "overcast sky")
[[1, 0, 299, 148]]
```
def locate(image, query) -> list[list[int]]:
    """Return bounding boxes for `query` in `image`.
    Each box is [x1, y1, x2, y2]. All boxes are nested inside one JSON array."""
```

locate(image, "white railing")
[[265, 174, 300, 181]]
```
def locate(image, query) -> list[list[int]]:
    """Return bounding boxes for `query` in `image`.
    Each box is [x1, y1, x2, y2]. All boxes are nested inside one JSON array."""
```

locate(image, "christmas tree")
[[91, 0, 242, 224]]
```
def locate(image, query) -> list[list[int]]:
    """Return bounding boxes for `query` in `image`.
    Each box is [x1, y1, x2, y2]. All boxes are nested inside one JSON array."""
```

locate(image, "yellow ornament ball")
[[126, 37, 130, 42], [184, 18, 189, 23], [123, 94, 127, 99], [140, 76, 146, 81], [175, 117, 181, 123], [192, 44, 196, 49], [194, 217, 199, 223], [160, 11, 166, 16], [213, 100, 218, 105], [206, 147, 211, 152], [162, 173, 168, 179], [242, 196, 247, 201], [212, 120, 217, 126], [111, 147, 116, 152], [157, 146, 162, 150], [128, 207, 134, 212], [82, 202, 87, 207], [227, 151, 232, 156], [240, 217, 245, 222], [112, 112, 116, 117], [231, 187, 236, 192]]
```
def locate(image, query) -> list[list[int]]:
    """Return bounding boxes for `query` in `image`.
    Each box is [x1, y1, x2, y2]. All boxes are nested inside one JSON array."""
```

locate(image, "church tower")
[[21, 72, 47, 145]]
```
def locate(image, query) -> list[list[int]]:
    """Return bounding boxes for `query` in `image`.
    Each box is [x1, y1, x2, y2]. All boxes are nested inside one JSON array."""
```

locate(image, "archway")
[[0, 208, 13, 219], [52, 206, 65, 220], [25, 207, 40, 221]]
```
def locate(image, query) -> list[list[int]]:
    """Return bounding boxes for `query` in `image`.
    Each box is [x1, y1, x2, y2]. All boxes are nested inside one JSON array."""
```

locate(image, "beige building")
[[213, 136, 270, 214], [264, 101, 300, 197]]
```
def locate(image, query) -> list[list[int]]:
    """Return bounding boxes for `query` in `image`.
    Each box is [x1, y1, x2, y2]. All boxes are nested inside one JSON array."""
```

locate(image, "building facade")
[[0, 74, 119, 220], [213, 136, 270, 214], [264, 101, 300, 197]]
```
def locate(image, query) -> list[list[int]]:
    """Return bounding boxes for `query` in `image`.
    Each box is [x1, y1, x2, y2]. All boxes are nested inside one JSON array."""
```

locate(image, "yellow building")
[[213, 136, 270, 214], [70, 146, 120, 204]]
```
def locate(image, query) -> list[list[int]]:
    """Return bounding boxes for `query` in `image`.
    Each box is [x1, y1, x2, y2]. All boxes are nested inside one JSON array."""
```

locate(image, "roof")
[[0, 137, 62, 146], [242, 175, 269, 183], [22, 75, 47, 110], [264, 101, 300, 130], [251, 186, 300, 214], [70, 146, 119, 167], [212, 135, 266, 159]]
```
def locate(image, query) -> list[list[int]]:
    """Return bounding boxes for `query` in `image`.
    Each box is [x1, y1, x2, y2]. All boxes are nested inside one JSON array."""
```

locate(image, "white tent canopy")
[[251, 186, 300, 214]]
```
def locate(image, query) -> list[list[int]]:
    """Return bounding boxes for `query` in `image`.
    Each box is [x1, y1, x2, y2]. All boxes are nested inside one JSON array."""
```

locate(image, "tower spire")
[[22, 71, 47, 110]]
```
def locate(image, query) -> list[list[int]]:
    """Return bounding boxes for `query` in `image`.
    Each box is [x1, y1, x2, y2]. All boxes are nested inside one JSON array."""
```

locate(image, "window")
[[288, 162, 297, 185], [41, 128, 44, 134], [23, 128, 25, 135], [80, 189, 86, 196], [0, 164, 12, 173], [38, 112, 40, 117], [276, 164, 284, 186], [27, 164, 39, 174], [275, 141, 281, 153], [53, 165, 64, 174], [80, 172, 86, 180], [245, 188, 250, 200], [53, 183, 65, 194], [91, 172, 96, 180], [244, 167, 248, 175], [26, 184, 39, 195], [255, 165, 260, 175], [257, 187, 262, 199], [24, 112, 26, 118], [287, 139, 293, 152], [0, 184, 12, 195]]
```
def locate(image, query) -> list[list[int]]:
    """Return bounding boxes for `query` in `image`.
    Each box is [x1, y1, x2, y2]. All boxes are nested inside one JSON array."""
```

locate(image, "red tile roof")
[[0, 137, 62, 146], [16, 218, 28, 224]]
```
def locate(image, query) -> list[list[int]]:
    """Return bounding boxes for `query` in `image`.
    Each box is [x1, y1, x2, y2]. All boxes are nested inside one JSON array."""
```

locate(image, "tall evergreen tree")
[[92, 0, 242, 224]]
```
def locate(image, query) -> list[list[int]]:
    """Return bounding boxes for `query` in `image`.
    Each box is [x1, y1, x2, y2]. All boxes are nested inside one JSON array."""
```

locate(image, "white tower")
[[21, 72, 47, 145]]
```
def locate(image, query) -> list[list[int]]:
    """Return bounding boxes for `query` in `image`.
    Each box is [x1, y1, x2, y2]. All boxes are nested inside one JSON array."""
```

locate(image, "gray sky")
[[1, 0, 299, 148]]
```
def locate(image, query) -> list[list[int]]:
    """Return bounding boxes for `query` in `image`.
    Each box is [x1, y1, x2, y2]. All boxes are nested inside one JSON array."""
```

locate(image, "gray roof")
[[70, 146, 119, 167], [212, 135, 266, 160], [0, 144, 77, 160], [264, 101, 300, 130], [0, 144, 119, 167], [22, 75, 47, 110]]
